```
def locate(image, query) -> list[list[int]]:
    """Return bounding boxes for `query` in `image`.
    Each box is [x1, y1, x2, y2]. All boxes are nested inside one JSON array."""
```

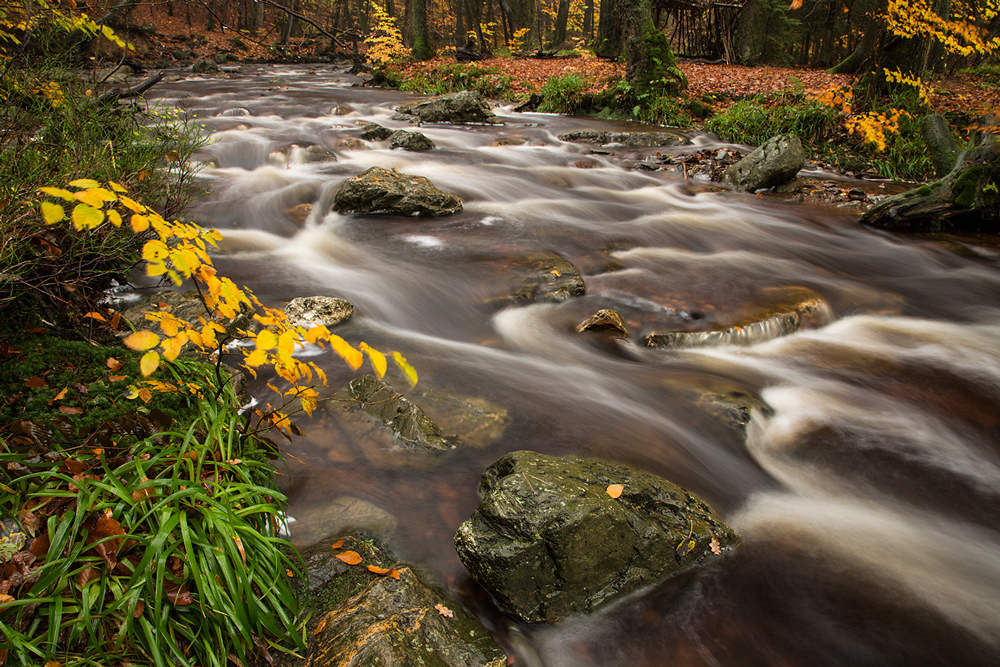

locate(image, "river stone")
[[389, 129, 436, 151], [576, 308, 629, 339], [481, 251, 586, 307], [455, 450, 739, 623], [288, 496, 398, 550], [861, 138, 1000, 234], [302, 145, 338, 163], [191, 58, 219, 74], [558, 130, 685, 148], [333, 166, 463, 217], [282, 295, 354, 328], [644, 286, 830, 349], [396, 90, 502, 124], [358, 121, 393, 141], [722, 133, 805, 192], [292, 535, 506, 667]]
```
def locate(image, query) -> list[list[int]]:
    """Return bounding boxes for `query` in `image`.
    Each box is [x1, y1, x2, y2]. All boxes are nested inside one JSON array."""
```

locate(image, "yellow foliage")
[[884, 0, 1000, 57], [365, 1, 407, 67], [846, 108, 909, 152], [35, 179, 419, 437], [509, 27, 532, 51]]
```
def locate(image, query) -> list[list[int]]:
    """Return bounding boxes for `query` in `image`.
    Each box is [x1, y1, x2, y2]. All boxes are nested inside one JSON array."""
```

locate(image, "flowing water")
[[147, 65, 1000, 666]]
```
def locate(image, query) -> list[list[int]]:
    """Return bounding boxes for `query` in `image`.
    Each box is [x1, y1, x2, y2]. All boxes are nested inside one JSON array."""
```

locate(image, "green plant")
[[0, 362, 306, 667], [538, 74, 587, 113]]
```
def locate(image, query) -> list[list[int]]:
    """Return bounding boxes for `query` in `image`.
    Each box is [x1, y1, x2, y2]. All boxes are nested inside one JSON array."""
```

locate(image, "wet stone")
[[455, 450, 740, 623], [302, 145, 338, 163], [282, 296, 354, 328], [395, 90, 502, 124], [333, 166, 463, 217], [290, 536, 506, 667], [576, 308, 630, 339], [388, 129, 435, 151], [357, 121, 393, 141], [479, 251, 586, 307], [722, 133, 805, 192], [558, 130, 686, 148], [288, 496, 398, 551]]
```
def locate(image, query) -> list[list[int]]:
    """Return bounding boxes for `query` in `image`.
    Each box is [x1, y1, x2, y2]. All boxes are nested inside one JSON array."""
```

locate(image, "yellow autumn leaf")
[[140, 350, 160, 376], [38, 186, 77, 201], [131, 213, 149, 232], [123, 330, 161, 351], [360, 342, 387, 378], [108, 180, 127, 193], [72, 203, 104, 230], [329, 334, 363, 370], [75, 187, 116, 207], [160, 335, 185, 362], [41, 201, 65, 224], [244, 349, 268, 367], [256, 329, 277, 351], [69, 178, 101, 189], [335, 550, 363, 565], [392, 351, 418, 387], [107, 209, 122, 227]]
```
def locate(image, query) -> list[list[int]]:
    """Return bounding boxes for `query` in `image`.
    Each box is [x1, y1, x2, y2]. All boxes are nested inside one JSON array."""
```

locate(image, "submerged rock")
[[723, 133, 805, 192], [191, 58, 219, 74], [861, 139, 1000, 234], [396, 90, 502, 124], [344, 374, 458, 453], [288, 496, 398, 550], [388, 129, 435, 151], [644, 286, 830, 349], [480, 251, 586, 307], [333, 166, 462, 216], [558, 130, 685, 148], [455, 450, 740, 623], [293, 535, 506, 667]]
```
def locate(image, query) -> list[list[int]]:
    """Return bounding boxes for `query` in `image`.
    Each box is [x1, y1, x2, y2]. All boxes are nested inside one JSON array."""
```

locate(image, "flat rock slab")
[[333, 166, 462, 217], [558, 130, 686, 148], [476, 251, 586, 307], [292, 535, 506, 667], [288, 496, 398, 551], [455, 450, 740, 623]]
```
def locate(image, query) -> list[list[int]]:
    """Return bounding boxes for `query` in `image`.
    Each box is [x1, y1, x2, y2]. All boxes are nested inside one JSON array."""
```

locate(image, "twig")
[[98, 71, 164, 104]]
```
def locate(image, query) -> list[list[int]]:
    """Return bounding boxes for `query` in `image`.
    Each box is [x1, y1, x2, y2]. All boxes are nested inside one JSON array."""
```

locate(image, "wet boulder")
[[861, 139, 1000, 235], [295, 535, 507, 667], [395, 90, 502, 124], [282, 295, 354, 328], [454, 450, 740, 623], [333, 166, 463, 216], [722, 133, 805, 192], [342, 374, 458, 453], [287, 496, 398, 550], [357, 121, 393, 141], [576, 308, 629, 339], [388, 129, 435, 151], [302, 145, 338, 163], [558, 130, 685, 148], [191, 58, 219, 74]]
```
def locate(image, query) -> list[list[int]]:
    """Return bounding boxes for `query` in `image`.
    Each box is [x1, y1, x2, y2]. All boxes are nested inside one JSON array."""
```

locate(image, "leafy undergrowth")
[[0, 360, 305, 667]]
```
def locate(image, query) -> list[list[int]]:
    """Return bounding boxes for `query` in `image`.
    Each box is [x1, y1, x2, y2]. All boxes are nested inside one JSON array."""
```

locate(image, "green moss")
[[916, 185, 934, 196], [952, 165, 993, 208], [634, 21, 687, 96]]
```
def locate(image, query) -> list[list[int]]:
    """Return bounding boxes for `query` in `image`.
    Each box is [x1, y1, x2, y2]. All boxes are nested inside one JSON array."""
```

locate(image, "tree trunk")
[[732, 0, 766, 64], [499, 0, 537, 47], [411, 0, 433, 59], [548, 0, 570, 48], [596, 0, 624, 57], [455, 0, 466, 45], [584, 0, 594, 39], [624, 0, 686, 94]]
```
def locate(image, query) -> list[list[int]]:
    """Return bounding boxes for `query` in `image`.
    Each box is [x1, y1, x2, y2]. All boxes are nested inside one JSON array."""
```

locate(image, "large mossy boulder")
[[333, 166, 462, 216], [722, 133, 805, 192], [292, 535, 506, 667], [861, 139, 1000, 234], [396, 90, 501, 124], [454, 451, 740, 623]]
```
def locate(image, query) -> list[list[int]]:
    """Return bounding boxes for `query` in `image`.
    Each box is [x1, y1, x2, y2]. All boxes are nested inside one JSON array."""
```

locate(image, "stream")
[[146, 64, 1000, 666]]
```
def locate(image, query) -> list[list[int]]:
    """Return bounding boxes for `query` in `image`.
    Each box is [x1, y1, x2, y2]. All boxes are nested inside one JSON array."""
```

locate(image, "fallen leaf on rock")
[[314, 616, 329, 635], [710, 537, 722, 555], [366, 564, 401, 578], [330, 539, 344, 550], [435, 603, 454, 618], [106, 357, 124, 371], [606, 484, 624, 499], [335, 550, 362, 565]]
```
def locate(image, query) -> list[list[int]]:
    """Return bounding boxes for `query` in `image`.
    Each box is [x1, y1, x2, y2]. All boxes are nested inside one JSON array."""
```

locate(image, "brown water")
[[147, 65, 1000, 667]]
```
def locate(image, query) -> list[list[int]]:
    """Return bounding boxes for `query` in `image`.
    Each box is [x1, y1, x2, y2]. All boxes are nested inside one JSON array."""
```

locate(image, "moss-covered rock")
[[862, 139, 1000, 234], [454, 450, 739, 623], [332, 166, 462, 217]]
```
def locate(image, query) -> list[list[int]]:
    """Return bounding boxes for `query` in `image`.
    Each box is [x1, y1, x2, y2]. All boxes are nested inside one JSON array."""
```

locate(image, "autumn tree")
[[411, 0, 433, 58]]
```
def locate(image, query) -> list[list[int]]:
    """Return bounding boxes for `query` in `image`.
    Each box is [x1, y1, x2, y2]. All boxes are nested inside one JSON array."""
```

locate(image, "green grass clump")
[[0, 361, 307, 667]]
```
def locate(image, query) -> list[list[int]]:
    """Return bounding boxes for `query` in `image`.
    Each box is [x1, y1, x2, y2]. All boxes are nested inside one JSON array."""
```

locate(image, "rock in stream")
[[333, 166, 462, 216], [455, 450, 740, 623]]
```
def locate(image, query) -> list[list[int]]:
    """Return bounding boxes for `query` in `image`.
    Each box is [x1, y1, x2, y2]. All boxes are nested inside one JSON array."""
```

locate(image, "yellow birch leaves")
[[37, 179, 417, 431]]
